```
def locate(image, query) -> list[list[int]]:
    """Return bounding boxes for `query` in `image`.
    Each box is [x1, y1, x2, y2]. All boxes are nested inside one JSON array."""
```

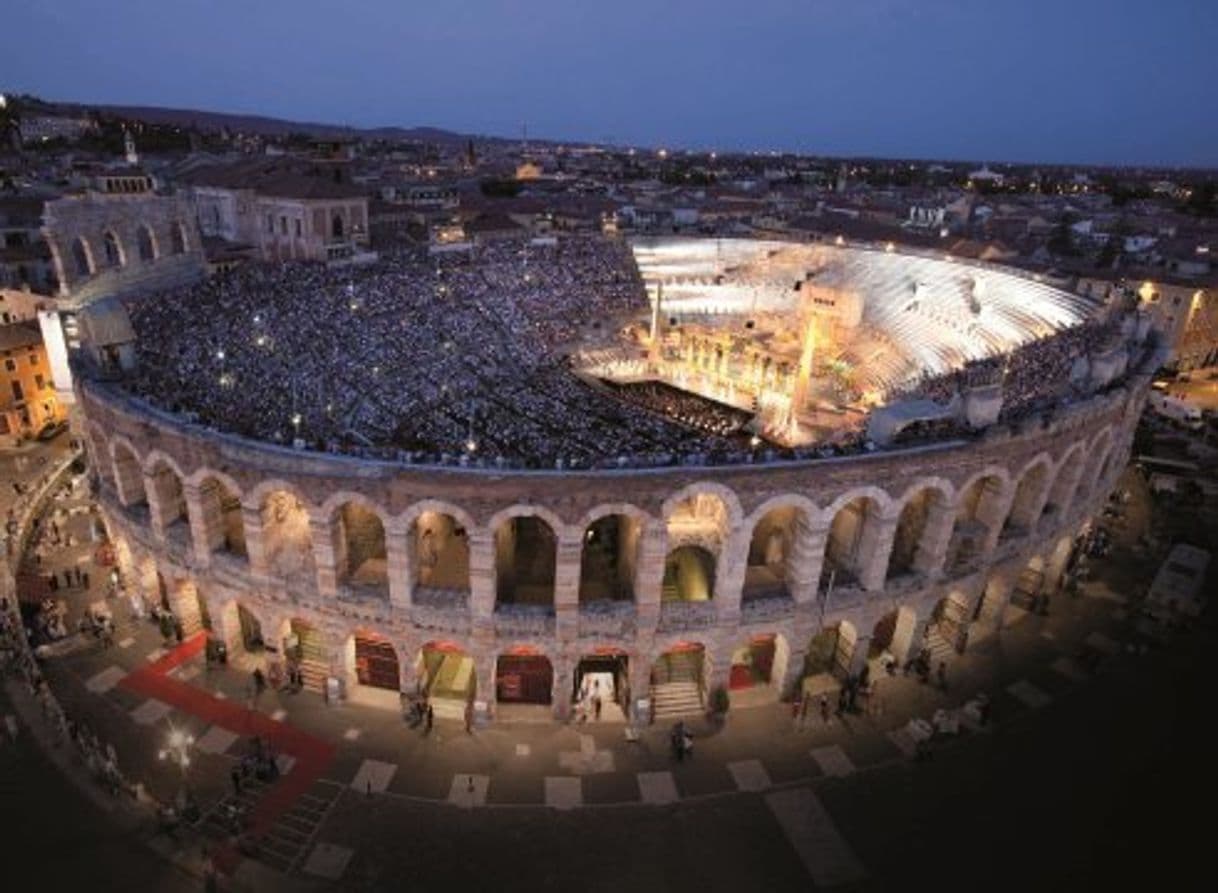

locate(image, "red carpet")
[[119, 632, 336, 874]]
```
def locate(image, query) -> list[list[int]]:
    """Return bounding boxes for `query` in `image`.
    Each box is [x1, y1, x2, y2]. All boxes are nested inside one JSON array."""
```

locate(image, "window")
[[280, 216, 288, 235], [295, 219, 302, 237], [170, 223, 187, 255], [102, 231, 123, 267], [35, 374, 45, 390], [3, 358, 14, 372], [71, 238, 92, 277], [11, 381, 24, 402], [266, 214, 274, 234], [137, 225, 156, 261], [28, 353, 37, 366]]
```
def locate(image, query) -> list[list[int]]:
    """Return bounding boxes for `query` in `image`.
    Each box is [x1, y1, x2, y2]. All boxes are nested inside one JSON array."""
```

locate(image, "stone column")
[[980, 486, 1015, 555], [972, 576, 1011, 639], [788, 515, 824, 606], [857, 517, 898, 592], [714, 529, 749, 624], [706, 639, 734, 695], [144, 471, 169, 543], [386, 526, 413, 611], [310, 517, 339, 599], [113, 455, 144, 508], [209, 597, 241, 655], [634, 524, 666, 635], [553, 530, 581, 642], [467, 530, 496, 627], [782, 615, 817, 697], [184, 482, 215, 568], [243, 504, 269, 580], [474, 651, 497, 716], [914, 499, 954, 577], [551, 653, 574, 720]]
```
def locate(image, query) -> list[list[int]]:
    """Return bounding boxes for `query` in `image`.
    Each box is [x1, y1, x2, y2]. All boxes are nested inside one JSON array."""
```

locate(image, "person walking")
[[936, 661, 948, 692], [463, 701, 472, 734], [819, 693, 830, 724], [425, 703, 434, 732], [230, 765, 241, 796]]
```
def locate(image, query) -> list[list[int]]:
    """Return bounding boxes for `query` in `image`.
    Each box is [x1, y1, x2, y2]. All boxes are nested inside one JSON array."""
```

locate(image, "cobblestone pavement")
[[6, 459, 1214, 890]]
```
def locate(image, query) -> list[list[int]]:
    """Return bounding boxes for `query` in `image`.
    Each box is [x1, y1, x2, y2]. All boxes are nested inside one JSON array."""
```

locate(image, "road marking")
[[85, 666, 126, 694], [810, 744, 856, 777], [117, 637, 135, 649], [130, 699, 172, 725], [447, 774, 489, 808], [544, 776, 583, 810], [766, 787, 866, 886], [727, 758, 771, 791], [350, 759, 397, 794], [145, 648, 166, 663], [637, 771, 679, 805], [515, 743, 530, 757], [195, 725, 239, 755], [1007, 679, 1051, 708], [342, 727, 362, 741], [302, 842, 353, 880]]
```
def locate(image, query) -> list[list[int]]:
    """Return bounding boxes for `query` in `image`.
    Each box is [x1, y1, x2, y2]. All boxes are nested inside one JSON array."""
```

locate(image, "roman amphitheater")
[[70, 233, 1159, 724]]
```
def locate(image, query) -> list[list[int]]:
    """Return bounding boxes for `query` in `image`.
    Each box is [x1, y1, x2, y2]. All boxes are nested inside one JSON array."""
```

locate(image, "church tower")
[[124, 128, 139, 165]]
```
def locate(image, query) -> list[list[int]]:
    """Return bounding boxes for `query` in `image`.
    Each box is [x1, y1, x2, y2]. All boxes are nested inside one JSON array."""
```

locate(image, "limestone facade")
[[78, 363, 1148, 720]]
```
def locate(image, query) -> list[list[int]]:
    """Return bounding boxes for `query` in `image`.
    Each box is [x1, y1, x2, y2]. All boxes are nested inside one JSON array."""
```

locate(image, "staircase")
[[296, 626, 329, 694], [651, 650, 704, 720], [925, 626, 958, 666]]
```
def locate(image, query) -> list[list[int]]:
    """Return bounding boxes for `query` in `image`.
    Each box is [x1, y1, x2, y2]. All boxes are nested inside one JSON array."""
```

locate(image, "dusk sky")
[[7, 0, 1217, 167]]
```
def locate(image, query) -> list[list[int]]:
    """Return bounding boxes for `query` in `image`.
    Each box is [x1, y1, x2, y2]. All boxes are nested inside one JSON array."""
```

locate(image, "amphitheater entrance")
[[344, 630, 400, 709], [887, 488, 948, 580], [220, 602, 265, 660], [824, 497, 883, 589], [803, 622, 857, 683], [335, 502, 388, 599], [261, 490, 314, 584], [1009, 556, 1047, 616], [662, 545, 715, 601], [579, 515, 638, 603], [1004, 461, 1051, 538], [168, 579, 208, 637], [744, 508, 800, 600], [415, 641, 475, 720], [929, 592, 970, 658], [573, 649, 628, 722], [198, 477, 246, 559], [729, 633, 789, 705], [282, 619, 328, 694], [869, 606, 918, 668], [412, 511, 470, 594], [495, 516, 557, 607], [650, 643, 706, 720], [949, 475, 1007, 572], [496, 648, 554, 718]]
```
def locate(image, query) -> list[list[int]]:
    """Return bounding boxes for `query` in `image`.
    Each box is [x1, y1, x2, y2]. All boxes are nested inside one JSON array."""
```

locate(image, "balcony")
[[657, 599, 718, 633]]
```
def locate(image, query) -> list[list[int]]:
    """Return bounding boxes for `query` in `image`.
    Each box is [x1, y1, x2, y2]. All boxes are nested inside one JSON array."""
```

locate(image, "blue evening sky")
[[5, 0, 1217, 167]]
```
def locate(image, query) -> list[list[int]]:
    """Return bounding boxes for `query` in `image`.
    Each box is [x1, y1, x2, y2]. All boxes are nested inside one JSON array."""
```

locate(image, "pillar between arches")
[[914, 499, 953, 578], [184, 482, 214, 569], [788, 517, 824, 605], [554, 532, 581, 641], [634, 525, 666, 634], [386, 530, 412, 610], [467, 530, 495, 622], [310, 518, 339, 599], [714, 530, 749, 623], [858, 517, 898, 592], [242, 506, 269, 580]]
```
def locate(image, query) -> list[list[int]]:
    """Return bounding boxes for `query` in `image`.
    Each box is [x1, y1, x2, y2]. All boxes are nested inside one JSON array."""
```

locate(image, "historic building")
[[0, 321, 65, 445]]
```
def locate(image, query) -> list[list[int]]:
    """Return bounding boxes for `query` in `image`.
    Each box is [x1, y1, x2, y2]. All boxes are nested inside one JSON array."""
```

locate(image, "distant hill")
[[71, 102, 482, 145]]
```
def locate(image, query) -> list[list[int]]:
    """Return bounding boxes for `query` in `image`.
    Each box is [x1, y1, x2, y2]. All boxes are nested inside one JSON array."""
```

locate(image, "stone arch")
[[929, 590, 973, 653], [170, 221, 188, 255], [948, 469, 1011, 571], [136, 224, 157, 262], [743, 497, 814, 600], [869, 606, 919, 665], [664, 483, 740, 558], [887, 481, 952, 579], [822, 490, 888, 587], [1082, 427, 1115, 498], [493, 511, 558, 607], [662, 544, 716, 601], [71, 236, 94, 277], [728, 631, 789, 701], [189, 471, 246, 557], [102, 230, 125, 268], [803, 620, 858, 680], [167, 577, 208, 634], [651, 641, 707, 715], [1005, 455, 1053, 535], [1046, 444, 1087, 521], [343, 629, 402, 705], [110, 439, 146, 508], [86, 425, 114, 488], [217, 599, 266, 656], [579, 506, 651, 603], [280, 617, 329, 693], [327, 496, 389, 596], [496, 645, 553, 706], [408, 504, 472, 594], [255, 485, 315, 584], [414, 640, 476, 712], [144, 452, 187, 535]]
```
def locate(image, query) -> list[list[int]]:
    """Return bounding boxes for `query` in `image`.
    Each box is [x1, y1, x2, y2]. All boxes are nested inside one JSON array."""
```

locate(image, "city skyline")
[[6, 0, 1218, 168]]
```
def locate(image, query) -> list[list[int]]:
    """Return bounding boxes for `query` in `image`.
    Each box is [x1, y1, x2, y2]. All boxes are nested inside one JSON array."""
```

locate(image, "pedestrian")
[[463, 701, 472, 734], [230, 765, 241, 795], [62, 570, 72, 589], [48, 573, 58, 592], [936, 661, 948, 692], [82, 570, 90, 590], [252, 668, 266, 697], [593, 694, 602, 721], [820, 693, 830, 724], [425, 703, 434, 732]]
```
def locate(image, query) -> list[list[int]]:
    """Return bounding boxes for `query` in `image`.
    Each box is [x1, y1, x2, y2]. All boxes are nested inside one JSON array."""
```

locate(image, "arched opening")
[[170, 221, 187, 255], [1045, 449, 1085, 521], [260, 490, 314, 583], [1011, 555, 1047, 615], [281, 618, 327, 693], [344, 630, 401, 708], [801, 621, 858, 692], [662, 545, 716, 601], [220, 601, 265, 656], [728, 633, 789, 703], [929, 591, 971, 654], [579, 514, 640, 603], [496, 647, 553, 706], [572, 649, 629, 722], [88, 430, 114, 489], [665, 491, 730, 550], [869, 606, 918, 666], [71, 237, 92, 277], [148, 459, 186, 537], [494, 515, 556, 607], [948, 474, 1006, 572], [102, 231, 124, 268], [651, 643, 705, 719], [887, 488, 948, 580], [411, 510, 470, 595], [1005, 461, 1051, 536], [197, 477, 246, 557], [332, 214, 345, 239], [823, 496, 882, 587], [973, 574, 1011, 634], [334, 502, 388, 597], [112, 444, 146, 509], [744, 506, 803, 600], [136, 224, 156, 261], [415, 641, 475, 718], [168, 579, 208, 636]]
